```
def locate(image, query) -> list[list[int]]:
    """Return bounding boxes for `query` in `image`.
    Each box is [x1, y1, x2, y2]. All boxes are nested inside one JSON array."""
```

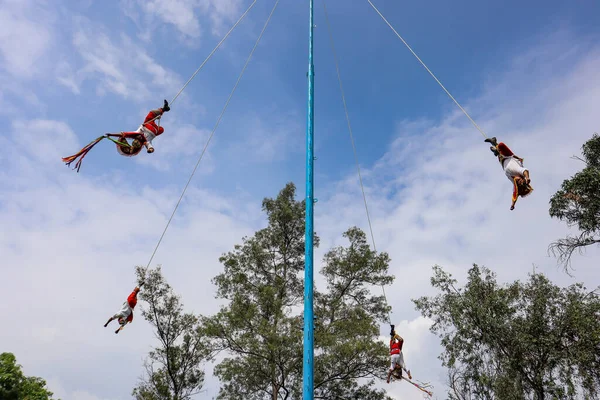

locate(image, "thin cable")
[[322, 0, 391, 324], [145, 0, 281, 269], [169, 0, 258, 107], [366, 0, 488, 139]]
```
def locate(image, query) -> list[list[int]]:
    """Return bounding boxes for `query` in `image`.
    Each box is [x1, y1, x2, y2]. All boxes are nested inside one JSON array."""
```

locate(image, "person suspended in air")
[[104, 285, 141, 334], [485, 137, 533, 210], [62, 100, 171, 172], [387, 324, 411, 383], [118, 100, 171, 155]]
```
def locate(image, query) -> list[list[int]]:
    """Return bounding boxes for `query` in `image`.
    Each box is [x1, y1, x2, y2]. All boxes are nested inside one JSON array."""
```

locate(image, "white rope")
[[145, 0, 281, 269], [366, 0, 488, 139], [137, 0, 257, 128], [169, 0, 258, 107], [322, 0, 392, 324]]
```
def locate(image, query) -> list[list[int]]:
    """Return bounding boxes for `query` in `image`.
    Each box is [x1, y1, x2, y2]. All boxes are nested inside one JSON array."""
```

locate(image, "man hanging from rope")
[[118, 100, 171, 155], [387, 324, 411, 383], [62, 100, 170, 172], [484, 137, 533, 210], [104, 284, 142, 334]]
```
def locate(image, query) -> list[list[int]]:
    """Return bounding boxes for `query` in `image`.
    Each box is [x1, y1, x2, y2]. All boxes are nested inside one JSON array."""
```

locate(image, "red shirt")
[[390, 339, 403, 355], [127, 291, 138, 309]]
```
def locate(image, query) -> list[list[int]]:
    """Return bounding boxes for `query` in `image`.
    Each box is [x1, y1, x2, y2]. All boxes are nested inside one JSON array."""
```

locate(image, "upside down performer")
[[387, 325, 433, 396], [62, 100, 170, 172], [104, 286, 141, 334], [387, 324, 411, 384], [485, 137, 533, 210]]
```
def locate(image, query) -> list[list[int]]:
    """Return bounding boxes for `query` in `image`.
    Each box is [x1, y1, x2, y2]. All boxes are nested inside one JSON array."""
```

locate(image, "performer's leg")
[[144, 141, 154, 153], [484, 137, 498, 146], [399, 353, 412, 379], [496, 142, 514, 157]]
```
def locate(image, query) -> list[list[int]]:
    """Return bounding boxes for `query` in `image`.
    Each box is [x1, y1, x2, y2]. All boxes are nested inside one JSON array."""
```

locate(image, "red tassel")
[[62, 135, 107, 173]]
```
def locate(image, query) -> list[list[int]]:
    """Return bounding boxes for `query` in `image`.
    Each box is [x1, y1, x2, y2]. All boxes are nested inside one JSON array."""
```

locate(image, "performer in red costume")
[[118, 100, 170, 155], [387, 325, 412, 383], [104, 286, 141, 334], [62, 100, 170, 172], [485, 137, 533, 210]]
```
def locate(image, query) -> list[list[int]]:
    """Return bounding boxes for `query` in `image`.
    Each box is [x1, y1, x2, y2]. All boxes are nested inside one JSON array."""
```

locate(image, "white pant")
[[502, 157, 528, 181], [390, 352, 406, 371], [113, 302, 132, 321], [136, 125, 157, 144]]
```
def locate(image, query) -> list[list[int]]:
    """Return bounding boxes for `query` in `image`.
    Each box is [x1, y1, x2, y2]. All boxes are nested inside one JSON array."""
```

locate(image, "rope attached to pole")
[[141, 0, 258, 127], [62, 0, 257, 172], [322, 0, 392, 324], [144, 0, 281, 270], [168, 0, 258, 107], [366, 0, 489, 139]]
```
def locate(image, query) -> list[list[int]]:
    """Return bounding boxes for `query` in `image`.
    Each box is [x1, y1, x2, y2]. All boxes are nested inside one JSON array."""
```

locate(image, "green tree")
[[549, 133, 600, 270], [414, 265, 600, 399], [202, 183, 393, 400], [311, 227, 393, 400], [0, 352, 56, 400], [132, 266, 210, 400]]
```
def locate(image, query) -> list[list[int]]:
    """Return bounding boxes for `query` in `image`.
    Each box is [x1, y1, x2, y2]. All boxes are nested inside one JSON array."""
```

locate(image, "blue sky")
[[2, 0, 600, 399]]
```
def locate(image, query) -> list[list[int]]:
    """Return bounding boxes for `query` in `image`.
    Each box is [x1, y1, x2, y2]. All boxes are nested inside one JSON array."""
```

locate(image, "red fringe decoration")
[[62, 135, 107, 172]]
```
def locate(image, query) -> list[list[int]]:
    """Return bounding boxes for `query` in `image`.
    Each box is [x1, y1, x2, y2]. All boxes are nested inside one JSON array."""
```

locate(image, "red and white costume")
[[62, 101, 169, 172], [119, 108, 166, 154], [113, 289, 139, 326], [496, 142, 530, 202], [389, 336, 406, 371]]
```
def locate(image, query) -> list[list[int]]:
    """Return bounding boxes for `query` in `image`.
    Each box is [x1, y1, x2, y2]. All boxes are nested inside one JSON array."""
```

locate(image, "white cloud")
[[0, 0, 71, 111], [205, 0, 244, 36], [373, 317, 439, 399], [2, 26, 600, 400], [10, 119, 80, 164], [313, 32, 600, 399], [225, 109, 303, 164], [121, 0, 243, 40], [0, 118, 260, 399], [0, 0, 55, 79], [46, 378, 116, 400], [0, 75, 46, 115], [133, 119, 215, 172], [67, 16, 183, 102]]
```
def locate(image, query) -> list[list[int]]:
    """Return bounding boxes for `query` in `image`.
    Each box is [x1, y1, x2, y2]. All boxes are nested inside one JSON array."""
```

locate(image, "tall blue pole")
[[302, 0, 315, 399]]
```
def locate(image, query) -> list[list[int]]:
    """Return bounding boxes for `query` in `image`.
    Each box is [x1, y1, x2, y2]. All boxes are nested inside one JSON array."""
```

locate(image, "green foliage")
[[414, 264, 600, 399], [132, 266, 209, 400], [313, 227, 394, 399], [0, 352, 56, 400], [549, 133, 600, 270], [202, 183, 393, 400]]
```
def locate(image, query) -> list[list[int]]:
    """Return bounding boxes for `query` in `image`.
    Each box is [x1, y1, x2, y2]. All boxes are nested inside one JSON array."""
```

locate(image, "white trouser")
[[113, 302, 132, 321], [390, 352, 406, 371], [136, 125, 157, 145], [502, 157, 528, 181]]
